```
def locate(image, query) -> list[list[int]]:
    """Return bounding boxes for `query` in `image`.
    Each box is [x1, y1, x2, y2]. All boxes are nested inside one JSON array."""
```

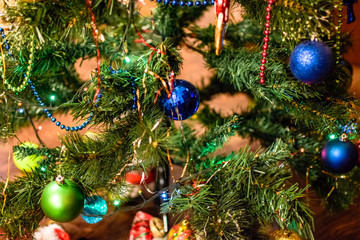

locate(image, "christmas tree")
[[0, 0, 359, 239]]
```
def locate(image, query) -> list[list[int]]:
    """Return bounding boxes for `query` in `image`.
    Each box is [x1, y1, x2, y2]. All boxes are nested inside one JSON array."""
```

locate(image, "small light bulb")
[[50, 95, 55, 101], [124, 56, 131, 63], [113, 200, 120, 206], [300, 148, 305, 153], [38, 126, 42, 130], [329, 134, 336, 140], [18, 108, 24, 113]]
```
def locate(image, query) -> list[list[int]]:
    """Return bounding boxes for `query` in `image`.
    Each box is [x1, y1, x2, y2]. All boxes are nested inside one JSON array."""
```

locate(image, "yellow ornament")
[[269, 230, 302, 240], [13, 142, 43, 172], [168, 220, 195, 240]]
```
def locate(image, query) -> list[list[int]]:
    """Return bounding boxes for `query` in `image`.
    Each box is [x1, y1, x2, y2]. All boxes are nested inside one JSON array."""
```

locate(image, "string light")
[[124, 56, 131, 63], [38, 126, 42, 131], [161, 192, 169, 201], [113, 200, 121, 207], [329, 134, 337, 140], [18, 108, 24, 113], [50, 95, 56, 101], [300, 148, 305, 153]]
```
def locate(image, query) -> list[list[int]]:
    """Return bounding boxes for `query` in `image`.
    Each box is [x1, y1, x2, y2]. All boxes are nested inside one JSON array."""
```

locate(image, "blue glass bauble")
[[81, 195, 108, 224], [289, 41, 334, 84], [159, 79, 200, 120], [321, 139, 358, 173]]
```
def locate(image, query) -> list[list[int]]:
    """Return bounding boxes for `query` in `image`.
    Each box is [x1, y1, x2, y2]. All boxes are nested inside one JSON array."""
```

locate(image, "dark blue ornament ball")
[[321, 139, 358, 173], [81, 195, 108, 224], [159, 79, 200, 120], [289, 41, 334, 84]]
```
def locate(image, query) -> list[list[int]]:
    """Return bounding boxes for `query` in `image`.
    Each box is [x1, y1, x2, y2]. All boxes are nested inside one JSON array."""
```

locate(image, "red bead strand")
[[259, 0, 275, 85]]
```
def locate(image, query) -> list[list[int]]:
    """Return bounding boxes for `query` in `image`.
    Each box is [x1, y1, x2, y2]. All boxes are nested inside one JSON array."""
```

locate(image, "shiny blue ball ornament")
[[81, 195, 108, 224], [289, 41, 334, 84], [159, 79, 200, 120], [321, 134, 358, 173]]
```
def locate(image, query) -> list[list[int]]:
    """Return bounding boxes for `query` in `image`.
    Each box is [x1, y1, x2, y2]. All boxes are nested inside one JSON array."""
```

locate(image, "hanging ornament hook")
[[340, 133, 348, 142], [56, 175, 65, 185]]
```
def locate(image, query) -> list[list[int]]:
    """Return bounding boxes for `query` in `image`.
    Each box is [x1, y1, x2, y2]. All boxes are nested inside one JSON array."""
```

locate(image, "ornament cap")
[[56, 175, 65, 185], [340, 133, 348, 142]]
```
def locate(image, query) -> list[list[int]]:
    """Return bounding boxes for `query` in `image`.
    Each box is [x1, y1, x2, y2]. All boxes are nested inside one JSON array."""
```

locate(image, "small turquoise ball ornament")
[[159, 79, 200, 120], [40, 175, 84, 222], [289, 40, 334, 84], [81, 195, 108, 224], [321, 134, 358, 174]]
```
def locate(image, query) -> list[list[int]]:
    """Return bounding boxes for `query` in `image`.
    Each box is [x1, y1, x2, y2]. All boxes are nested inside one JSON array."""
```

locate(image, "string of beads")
[[259, 0, 274, 85], [0, 29, 96, 131], [150, 0, 214, 6], [1, 27, 34, 92]]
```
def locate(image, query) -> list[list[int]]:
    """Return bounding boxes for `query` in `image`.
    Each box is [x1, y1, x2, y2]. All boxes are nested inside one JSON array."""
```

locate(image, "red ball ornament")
[[126, 169, 156, 185]]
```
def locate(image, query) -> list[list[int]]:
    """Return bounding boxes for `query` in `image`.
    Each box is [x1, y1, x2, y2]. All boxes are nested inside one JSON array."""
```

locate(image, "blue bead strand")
[[151, 0, 212, 6], [109, 66, 137, 110], [1, 28, 96, 131], [0, 28, 13, 57], [27, 78, 97, 131]]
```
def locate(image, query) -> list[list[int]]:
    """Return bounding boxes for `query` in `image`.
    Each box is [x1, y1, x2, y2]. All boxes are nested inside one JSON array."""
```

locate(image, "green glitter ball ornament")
[[40, 175, 84, 222]]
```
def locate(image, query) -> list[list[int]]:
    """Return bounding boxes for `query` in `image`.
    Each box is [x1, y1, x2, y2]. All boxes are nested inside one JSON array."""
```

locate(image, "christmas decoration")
[[334, 3, 343, 64], [321, 134, 358, 173], [125, 169, 156, 198], [81, 195, 108, 224], [344, 0, 357, 23], [13, 142, 43, 172], [269, 229, 301, 240], [168, 220, 194, 240], [159, 80, 200, 121], [214, 0, 230, 55], [289, 40, 334, 84], [33, 224, 70, 240], [28, 79, 95, 131], [40, 175, 84, 222], [126, 169, 156, 185], [259, 0, 275, 85], [149, 217, 165, 238], [129, 211, 165, 240]]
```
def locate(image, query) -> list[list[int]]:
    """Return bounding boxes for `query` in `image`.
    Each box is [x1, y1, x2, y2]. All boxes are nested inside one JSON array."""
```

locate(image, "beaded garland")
[[150, 0, 214, 6], [1, 27, 33, 92], [259, 0, 275, 85], [0, 29, 96, 131], [109, 66, 137, 110], [28, 78, 95, 131], [335, 2, 343, 64]]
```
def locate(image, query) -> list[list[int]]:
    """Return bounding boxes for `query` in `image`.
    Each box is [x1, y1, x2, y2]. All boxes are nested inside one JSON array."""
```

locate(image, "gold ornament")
[[168, 220, 195, 240], [269, 230, 301, 240]]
